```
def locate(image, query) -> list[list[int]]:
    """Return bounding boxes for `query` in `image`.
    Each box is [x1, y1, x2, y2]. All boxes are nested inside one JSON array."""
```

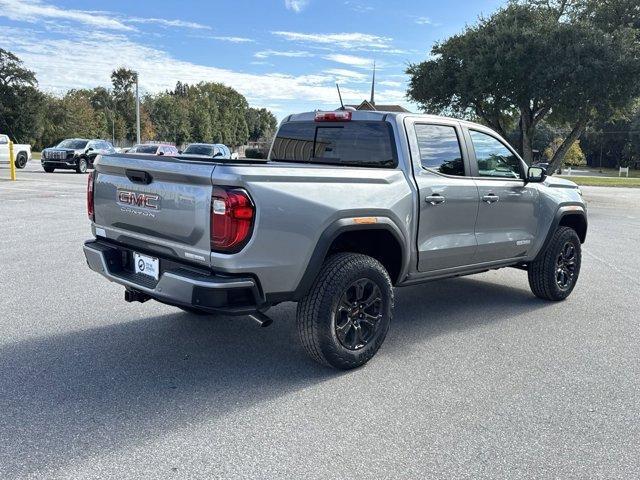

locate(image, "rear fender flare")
[[292, 217, 407, 300]]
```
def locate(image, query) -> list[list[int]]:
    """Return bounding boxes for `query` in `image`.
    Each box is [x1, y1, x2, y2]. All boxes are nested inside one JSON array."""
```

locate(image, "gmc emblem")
[[118, 190, 160, 210]]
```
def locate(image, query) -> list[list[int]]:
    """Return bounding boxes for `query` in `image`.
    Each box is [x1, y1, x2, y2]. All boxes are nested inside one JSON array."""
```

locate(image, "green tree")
[[407, 1, 640, 172], [246, 107, 278, 142], [111, 68, 138, 142], [544, 137, 586, 166], [145, 93, 190, 145], [0, 48, 45, 145]]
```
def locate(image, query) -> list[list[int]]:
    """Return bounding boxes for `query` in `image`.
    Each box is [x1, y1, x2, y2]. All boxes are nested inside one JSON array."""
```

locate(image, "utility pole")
[[135, 73, 141, 145]]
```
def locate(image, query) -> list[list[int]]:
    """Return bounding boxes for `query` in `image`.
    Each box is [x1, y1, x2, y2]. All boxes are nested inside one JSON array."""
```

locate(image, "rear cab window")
[[269, 121, 397, 168], [414, 124, 465, 176]]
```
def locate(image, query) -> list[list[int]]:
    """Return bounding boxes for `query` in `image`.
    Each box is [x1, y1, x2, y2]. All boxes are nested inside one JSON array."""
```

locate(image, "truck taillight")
[[315, 111, 352, 122], [211, 186, 255, 253], [87, 171, 95, 221]]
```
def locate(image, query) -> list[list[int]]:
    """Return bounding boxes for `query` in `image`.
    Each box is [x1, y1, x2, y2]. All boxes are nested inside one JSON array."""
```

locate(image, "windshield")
[[269, 121, 397, 168], [183, 144, 215, 156], [130, 145, 158, 154], [57, 139, 88, 149]]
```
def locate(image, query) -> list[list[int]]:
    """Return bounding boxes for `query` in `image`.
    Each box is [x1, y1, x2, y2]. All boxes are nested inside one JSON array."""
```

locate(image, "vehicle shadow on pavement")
[[0, 276, 545, 476]]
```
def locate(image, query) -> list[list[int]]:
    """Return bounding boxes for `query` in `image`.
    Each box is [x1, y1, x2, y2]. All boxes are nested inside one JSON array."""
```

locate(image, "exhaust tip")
[[248, 312, 273, 328]]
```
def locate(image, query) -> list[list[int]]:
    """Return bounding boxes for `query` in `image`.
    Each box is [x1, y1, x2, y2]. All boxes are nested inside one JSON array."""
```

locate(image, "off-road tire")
[[297, 253, 393, 370], [43, 166, 55, 173], [76, 158, 88, 173], [15, 152, 28, 169], [528, 226, 581, 301]]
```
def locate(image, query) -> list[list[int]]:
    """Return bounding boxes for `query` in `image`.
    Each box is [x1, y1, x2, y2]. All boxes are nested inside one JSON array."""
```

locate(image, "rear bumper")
[[83, 239, 265, 315]]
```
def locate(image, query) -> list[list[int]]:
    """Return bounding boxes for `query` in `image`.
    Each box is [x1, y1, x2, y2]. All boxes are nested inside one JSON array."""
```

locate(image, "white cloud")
[[344, 1, 374, 13], [209, 36, 254, 43], [0, 0, 214, 32], [325, 69, 368, 81], [0, 27, 374, 109], [0, 0, 133, 31], [128, 17, 211, 30], [378, 80, 403, 87], [324, 54, 373, 68], [285, 0, 309, 13], [414, 16, 440, 27], [255, 50, 313, 59], [273, 31, 393, 50]]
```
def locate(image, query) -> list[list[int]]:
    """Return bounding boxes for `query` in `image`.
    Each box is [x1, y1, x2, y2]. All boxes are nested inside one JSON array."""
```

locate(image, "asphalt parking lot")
[[1, 162, 639, 479]]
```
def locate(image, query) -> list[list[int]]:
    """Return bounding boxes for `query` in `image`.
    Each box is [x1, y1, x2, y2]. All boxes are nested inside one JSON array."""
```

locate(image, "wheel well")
[[326, 229, 403, 284], [559, 213, 587, 243]]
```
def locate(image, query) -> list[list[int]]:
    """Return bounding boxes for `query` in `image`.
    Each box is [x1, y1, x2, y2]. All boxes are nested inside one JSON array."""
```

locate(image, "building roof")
[[344, 100, 410, 113]]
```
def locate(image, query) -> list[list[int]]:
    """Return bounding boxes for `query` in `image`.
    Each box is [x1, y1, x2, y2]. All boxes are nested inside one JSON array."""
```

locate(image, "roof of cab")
[[283, 110, 491, 132]]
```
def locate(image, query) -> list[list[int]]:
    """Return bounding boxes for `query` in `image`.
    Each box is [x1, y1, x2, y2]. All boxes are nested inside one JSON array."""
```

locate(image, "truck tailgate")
[[93, 154, 215, 265]]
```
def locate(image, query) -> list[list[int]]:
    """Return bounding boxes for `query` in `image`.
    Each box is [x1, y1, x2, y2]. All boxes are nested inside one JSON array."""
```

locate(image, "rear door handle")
[[425, 194, 445, 205], [482, 193, 500, 203]]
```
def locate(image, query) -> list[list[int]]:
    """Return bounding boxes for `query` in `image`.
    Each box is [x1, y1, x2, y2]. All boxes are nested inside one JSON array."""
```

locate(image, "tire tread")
[[297, 253, 393, 369], [528, 226, 581, 301]]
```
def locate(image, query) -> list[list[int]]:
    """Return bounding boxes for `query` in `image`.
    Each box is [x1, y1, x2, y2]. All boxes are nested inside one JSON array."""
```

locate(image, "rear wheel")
[[528, 226, 581, 301], [297, 253, 393, 370], [15, 152, 28, 169], [76, 158, 88, 173], [43, 166, 55, 173]]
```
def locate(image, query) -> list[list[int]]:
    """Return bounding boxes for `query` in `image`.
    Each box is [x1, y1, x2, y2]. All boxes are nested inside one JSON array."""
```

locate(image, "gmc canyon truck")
[[83, 110, 587, 369]]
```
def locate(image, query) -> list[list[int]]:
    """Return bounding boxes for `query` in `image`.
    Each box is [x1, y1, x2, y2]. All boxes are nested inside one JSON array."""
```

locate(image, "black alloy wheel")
[[555, 241, 577, 290], [335, 278, 384, 350]]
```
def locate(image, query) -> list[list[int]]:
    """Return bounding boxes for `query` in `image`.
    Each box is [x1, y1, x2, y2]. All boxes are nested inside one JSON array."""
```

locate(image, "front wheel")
[[15, 153, 28, 169], [528, 226, 582, 301], [43, 166, 55, 173], [297, 253, 393, 370], [76, 158, 88, 173]]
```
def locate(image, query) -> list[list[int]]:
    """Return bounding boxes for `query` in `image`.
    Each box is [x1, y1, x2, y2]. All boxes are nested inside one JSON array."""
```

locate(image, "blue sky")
[[0, 0, 504, 117]]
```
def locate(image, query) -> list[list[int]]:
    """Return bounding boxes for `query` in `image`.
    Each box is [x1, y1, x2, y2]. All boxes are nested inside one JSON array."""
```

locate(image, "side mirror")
[[158, 151, 164, 156], [527, 166, 546, 183], [86, 147, 94, 152], [213, 151, 223, 158], [178, 150, 183, 154]]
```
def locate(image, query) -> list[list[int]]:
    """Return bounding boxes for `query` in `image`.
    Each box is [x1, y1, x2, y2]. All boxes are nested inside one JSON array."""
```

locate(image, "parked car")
[[181, 143, 232, 159], [127, 144, 179, 156], [41, 139, 115, 173], [0, 134, 32, 169], [83, 110, 587, 370]]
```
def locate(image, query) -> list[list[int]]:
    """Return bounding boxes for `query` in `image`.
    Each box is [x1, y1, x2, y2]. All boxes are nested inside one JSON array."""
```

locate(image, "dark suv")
[[42, 139, 116, 173]]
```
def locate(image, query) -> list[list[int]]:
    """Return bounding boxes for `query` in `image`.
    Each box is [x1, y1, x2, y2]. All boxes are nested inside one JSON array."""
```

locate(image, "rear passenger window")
[[414, 124, 465, 176]]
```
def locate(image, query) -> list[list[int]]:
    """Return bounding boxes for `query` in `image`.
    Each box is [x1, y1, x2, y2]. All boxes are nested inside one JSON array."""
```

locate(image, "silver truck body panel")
[[93, 154, 216, 267], [87, 111, 586, 310]]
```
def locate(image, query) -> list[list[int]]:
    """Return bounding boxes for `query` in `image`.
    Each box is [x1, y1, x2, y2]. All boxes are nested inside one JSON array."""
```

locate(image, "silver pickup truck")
[[84, 110, 587, 369]]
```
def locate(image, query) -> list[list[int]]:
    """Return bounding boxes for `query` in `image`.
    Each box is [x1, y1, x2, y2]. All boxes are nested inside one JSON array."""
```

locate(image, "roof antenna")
[[336, 83, 345, 110]]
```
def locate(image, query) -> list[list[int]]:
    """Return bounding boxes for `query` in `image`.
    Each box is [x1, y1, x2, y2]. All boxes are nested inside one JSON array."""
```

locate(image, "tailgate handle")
[[126, 169, 153, 185]]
